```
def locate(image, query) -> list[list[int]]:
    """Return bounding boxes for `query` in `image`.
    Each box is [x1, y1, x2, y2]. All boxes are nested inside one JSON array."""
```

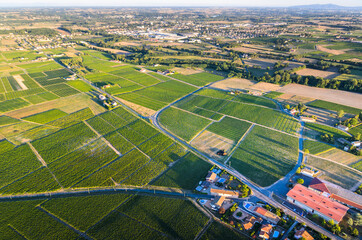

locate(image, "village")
[[195, 163, 362, 239]]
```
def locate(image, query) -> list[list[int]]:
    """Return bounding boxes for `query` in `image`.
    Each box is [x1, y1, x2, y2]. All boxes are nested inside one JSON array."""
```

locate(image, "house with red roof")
[[287, 184, 349, 223]]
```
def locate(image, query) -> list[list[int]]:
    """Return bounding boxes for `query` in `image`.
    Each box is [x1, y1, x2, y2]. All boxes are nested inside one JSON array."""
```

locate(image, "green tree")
[[347, 217, 354, 227], [354, 133, 361, 141], [304, 149, 310, 154], [296, 167, 301, 174], [331, 224, 341, 234], [337, 110, 345, 119], [297, 178, 304, 184], [352, 228, 359, 236]]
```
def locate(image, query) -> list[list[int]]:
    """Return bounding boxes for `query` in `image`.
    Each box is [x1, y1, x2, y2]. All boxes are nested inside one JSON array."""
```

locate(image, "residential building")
[[252, 206, 280, 224], [206, 172, 217, 182], [259, 224, 273, 239], [213, 196, 226, 208], [210, 188, 239, 198], [294, 228, 314, 240], [287, 184, 349, 223], [242, 216, 262, 230]]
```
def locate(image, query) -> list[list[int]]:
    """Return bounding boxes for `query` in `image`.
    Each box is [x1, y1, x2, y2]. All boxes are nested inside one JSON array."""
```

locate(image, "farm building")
[[259, 224, 273, 240], [294, 228, 314, 240], [300, 167, 319, 178], [210, 188, 239, 198], [300, 116, 316, 123], [337, 125, 349, 131], [309, 178, 362, 210], [287, 184, 349, 223]]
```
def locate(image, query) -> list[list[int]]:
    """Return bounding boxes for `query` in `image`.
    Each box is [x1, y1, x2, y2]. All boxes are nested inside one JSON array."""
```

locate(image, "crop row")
[[48, 107, 94, 128], [48, 139, 119, 188], [32, 122, 98, 163]]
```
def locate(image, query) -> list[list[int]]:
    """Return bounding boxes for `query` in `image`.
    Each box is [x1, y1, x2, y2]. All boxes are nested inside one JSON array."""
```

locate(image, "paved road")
[[49, 55, 340, 240], [151, 102, 341, 240]]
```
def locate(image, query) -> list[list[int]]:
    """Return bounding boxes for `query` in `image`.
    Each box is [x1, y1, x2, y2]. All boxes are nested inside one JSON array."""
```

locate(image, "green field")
[[229, 125, 299, 186], [172, 72, 224, 86], [22, 109, 68, 124], [116, 195, 209, 239], [207, 117, 252, 142], [175, 94, 300, 135], [159, 107, 212, 141], [0, 115, 19, 126], [42, 194, 130, 231], [233, 93, 276, 108], [308, 100, 361, 115], [303, 139, 335, 155], [153, 153, 211, 189], [304, 122, 350, 139], [67, 80, 94, 92], [200, 221, 245, 240], [263, 91, 283, 99], [0, 144, 41, 188]]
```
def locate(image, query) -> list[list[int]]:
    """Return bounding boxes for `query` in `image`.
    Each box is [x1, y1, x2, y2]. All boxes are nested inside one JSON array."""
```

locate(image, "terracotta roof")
[[259, 224, 272, 239], [254, 207, 280, 222], [210, 188, 239, 197], [287, 184, 349, 223], [243, 216, 258, 230], [215, 196, 226, 207], [206, 172, 217, 181], [295, 229, 314, 240], [331, 194, 362, 210], [309, 178, 331, 194]]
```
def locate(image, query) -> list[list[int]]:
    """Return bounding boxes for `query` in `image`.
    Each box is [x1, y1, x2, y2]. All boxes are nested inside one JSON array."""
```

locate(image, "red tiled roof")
[[331, 194, 362, 210], [255, 206, 267, 215], [309, 178, 331, 194], [287, 184, 349, 223]]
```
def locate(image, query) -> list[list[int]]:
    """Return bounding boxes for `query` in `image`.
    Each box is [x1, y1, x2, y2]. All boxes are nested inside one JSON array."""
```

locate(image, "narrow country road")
[[47, 55, 341, 240]]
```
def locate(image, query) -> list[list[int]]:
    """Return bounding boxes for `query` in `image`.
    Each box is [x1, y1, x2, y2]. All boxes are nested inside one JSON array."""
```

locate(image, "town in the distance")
[[0, 4, 361, 240]]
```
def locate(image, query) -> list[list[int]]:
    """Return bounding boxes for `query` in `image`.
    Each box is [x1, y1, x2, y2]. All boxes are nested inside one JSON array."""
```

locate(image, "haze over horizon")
[[0, 0, 361, 7]]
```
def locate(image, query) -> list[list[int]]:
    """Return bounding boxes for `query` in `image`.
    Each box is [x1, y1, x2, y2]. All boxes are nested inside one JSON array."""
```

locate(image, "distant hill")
[[289, 4, 362, 10]]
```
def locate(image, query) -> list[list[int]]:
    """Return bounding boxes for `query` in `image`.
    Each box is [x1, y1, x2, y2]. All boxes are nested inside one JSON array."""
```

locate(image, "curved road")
[[46, 56, 340, 240]]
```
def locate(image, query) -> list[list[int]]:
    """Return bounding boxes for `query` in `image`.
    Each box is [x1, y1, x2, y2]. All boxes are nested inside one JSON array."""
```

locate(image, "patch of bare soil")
[[316, 45, 346, 55], [248, 82, 282, 92], [278, 83, 362, 109], [191, 130, 234, 161], [172, 67, 203, 75], [116, 97, 156, 117], [295, 68, 340, 79], [210, 78, 256, 91]]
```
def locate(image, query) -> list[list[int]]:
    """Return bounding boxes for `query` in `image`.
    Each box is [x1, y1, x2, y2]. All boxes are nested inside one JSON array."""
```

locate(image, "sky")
[[0, 0, 361, 7]]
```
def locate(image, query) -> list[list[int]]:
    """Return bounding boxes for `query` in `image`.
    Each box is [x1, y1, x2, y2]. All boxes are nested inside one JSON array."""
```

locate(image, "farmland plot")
[[307, 155, 362, 189], [159, 107, 212, 142], [229, 126, 298, 186], [303, 140, 334, 155], [75, 148, 149, 187], [32, 122, 97, 163], [22, 109, 67, 124], [0, 167, 60, 194], [0, 200, 80, 239], [42, 194, 131, 231], [48, 139, 119, 188], [117, 195, 209, 239], [0, 144, 41, 188], [153, 153, 211, 190]]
